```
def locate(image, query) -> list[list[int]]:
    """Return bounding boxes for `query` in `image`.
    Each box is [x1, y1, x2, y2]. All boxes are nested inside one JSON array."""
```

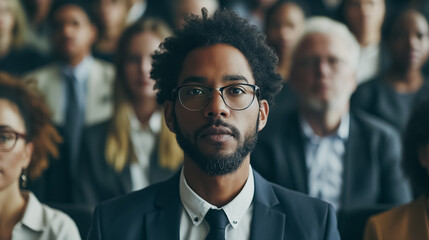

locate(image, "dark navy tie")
[[64, 72, 83, 175], [205, 209, 229, 240]]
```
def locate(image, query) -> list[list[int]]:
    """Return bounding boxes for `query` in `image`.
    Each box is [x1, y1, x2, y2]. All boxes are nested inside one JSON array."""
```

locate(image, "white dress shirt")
[[179, 167, 254, 240], [12, 191, 81, 240], [301, 113, 350, 210], [129, 110, 161, 191]]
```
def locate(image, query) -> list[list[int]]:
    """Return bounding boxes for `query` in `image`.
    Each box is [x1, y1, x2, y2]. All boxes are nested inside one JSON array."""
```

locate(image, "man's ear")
[[419, 145, 429, 170], [258, 100, 269, 131], [163, 101, 176, 133]]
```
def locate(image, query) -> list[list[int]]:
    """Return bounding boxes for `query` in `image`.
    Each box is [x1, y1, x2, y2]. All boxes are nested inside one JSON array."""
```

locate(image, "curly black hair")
[[151, 8, 283, 106], [402, 98, 429, 195]]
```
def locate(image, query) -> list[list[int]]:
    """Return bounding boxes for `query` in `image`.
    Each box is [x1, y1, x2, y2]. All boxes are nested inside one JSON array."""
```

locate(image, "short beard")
[[173, 111, 259, 176]]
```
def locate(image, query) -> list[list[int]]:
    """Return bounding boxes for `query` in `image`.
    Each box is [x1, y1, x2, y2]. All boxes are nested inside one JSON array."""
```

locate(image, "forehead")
[[178, 44, 255, 86], [272, 3, 304, 22], [53, 5, 91, 23], [394, 12, 429, 34], [0, 99, 25, 132], [295, 33, 348, 58], [127, 32, 161, 54]]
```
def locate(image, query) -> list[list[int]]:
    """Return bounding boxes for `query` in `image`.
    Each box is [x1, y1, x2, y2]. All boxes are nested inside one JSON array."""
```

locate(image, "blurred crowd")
[[1, 0, 429, 239]]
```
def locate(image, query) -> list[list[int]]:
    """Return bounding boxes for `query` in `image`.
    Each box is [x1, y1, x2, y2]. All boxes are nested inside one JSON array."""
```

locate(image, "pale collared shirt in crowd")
[[357, 44, 381, 84], [12, 191, 81, 240], [60, 56, 93, 118], [300, 113, 350, 210], [179, 166, 254, 240], [129, 110, 162, 191]]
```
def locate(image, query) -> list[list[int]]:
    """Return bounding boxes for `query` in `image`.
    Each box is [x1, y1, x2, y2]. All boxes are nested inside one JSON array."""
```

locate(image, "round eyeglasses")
[[0, 129, 27, 152], [172, 83, 260, 111]]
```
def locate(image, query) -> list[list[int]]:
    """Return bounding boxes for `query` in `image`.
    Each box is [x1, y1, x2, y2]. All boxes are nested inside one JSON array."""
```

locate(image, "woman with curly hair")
[[0, 73, 80, 239]]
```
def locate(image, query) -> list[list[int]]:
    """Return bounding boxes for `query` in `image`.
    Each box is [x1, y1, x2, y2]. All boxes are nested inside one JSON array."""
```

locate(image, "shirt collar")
[[20, 191, 44, 232], [61, 55, 93, 84], [300, 112, 350, 142], [179, 166, 254, 229], [128, 109, 162, 134]]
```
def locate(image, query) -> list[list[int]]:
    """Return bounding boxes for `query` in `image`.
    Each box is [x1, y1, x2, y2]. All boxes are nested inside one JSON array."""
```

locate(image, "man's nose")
[[203, 91, 231, 118]]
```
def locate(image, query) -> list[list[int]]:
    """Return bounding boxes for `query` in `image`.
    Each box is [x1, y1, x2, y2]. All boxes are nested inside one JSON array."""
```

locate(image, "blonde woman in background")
[[0, 0, 49, 76], [76, 18, 183, 206], [0, 73, 80, 240]]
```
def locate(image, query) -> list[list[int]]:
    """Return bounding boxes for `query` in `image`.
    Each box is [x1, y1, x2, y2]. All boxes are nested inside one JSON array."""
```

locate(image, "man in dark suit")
[[252, 17, 411, 211], [88, 9, 340, 240]]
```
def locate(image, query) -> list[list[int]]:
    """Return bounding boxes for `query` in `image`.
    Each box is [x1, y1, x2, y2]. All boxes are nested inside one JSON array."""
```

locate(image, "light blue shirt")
[[300, 113, 350, 210], [60, 56, 93, 120]]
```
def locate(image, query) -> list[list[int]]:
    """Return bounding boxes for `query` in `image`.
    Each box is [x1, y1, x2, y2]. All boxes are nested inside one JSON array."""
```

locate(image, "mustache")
[[195, 119, 240, 139]]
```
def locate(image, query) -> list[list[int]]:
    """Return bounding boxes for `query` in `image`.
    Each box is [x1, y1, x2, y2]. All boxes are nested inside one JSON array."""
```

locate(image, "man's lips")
[[199, 126, 235, 142]]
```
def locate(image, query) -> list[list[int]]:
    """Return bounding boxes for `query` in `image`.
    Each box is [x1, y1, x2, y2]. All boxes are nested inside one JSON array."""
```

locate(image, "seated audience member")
[[340, 0, 387, 83], [76, 19, 182, 206], [351, 9, 429, 132], [20, 0, 53, 54], [0, 73, 81, 240], [363, 99, 429, 240], [92, 0, 130, 63], [171, 0, 219, 29], [265, 1, 305, 81], [252, 17, 411, 211], [0, 0, 49, 76], [229, 0, 278, 30], [26, 0, 115, 186], [88, 9, 341, 240], [264, 0, 305, 113]]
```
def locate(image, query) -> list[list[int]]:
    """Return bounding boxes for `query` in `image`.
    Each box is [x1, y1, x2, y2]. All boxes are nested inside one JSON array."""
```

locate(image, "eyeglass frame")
[[172, 83, 261, 111], [0, 129, 28, 152]]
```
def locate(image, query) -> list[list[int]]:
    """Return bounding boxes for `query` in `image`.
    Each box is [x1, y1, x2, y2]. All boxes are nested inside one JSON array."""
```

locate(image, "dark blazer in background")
[[351, 76, 429, 132], [252, 109, 411, 209], [88, 170, 340, 240], [74, 120, 179, 206]]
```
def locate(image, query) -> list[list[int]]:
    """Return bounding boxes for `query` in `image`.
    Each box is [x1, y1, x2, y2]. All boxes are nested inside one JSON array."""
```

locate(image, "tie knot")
[[205, 209, 229, 230]]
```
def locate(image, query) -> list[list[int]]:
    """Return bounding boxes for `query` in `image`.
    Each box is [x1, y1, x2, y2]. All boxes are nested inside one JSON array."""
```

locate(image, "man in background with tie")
[[88, 8, 340, 240], [26, 0, 115, 202]]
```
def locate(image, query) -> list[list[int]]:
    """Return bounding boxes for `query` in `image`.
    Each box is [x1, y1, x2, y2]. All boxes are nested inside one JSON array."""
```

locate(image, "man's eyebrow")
[[181, 76, 208, 85], [223, 75, 249, 83]]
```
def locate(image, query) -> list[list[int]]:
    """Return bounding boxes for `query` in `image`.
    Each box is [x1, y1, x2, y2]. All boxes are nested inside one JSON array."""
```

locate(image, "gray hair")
[[295, 16, 360, 71]]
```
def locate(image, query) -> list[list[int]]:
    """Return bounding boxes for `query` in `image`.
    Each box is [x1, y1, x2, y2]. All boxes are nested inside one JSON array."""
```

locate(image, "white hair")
[[295, 16, 360, 72]]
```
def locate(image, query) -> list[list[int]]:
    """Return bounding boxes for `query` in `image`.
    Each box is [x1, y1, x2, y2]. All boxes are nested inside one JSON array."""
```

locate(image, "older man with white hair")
[[252, 17, 411, 210]]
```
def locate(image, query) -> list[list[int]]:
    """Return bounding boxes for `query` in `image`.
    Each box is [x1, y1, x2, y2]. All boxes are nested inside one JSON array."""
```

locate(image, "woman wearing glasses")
[[0, 73, 80, 239], [76, 18, 183, 206]]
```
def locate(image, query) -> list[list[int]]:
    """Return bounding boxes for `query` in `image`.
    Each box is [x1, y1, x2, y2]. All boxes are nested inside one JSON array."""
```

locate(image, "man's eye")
[[227, 87, 246, 95], [186, 88, 205, 96]]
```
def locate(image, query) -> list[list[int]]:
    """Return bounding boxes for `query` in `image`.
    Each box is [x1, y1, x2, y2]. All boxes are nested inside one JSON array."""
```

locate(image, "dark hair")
[[151, 8, 283, 106], [49, 0, 95, 24], [265, 0, 308, 30], [402, 98, 429, 194], [0, 73, 62, 179]]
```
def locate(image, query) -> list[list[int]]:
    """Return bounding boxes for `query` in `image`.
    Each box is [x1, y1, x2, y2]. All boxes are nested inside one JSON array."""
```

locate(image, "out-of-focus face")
[[389, 11, 429, 71], [0, 0, 15, 37], [51, 5, 96, 63], [344, 0, 385, 40], [164, 44, 268, 176], [94, 0, 128, 29], [290, 33, 356, 112], [0, 99, 32, 192], [124, 31, 161, 100], [175, 0, 218, 29], [265, 2, 305, 58]]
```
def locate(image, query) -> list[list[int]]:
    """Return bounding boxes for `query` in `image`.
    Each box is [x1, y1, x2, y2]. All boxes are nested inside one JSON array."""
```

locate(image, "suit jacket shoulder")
[[364, 196, 429, 240], [88, 170, 340, 240]]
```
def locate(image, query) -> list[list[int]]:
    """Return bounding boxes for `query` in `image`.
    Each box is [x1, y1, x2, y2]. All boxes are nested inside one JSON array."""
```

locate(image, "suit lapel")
[[284, 111, 308, 193], [144, 173, 181, 240], [250, 171, 286, 240]]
